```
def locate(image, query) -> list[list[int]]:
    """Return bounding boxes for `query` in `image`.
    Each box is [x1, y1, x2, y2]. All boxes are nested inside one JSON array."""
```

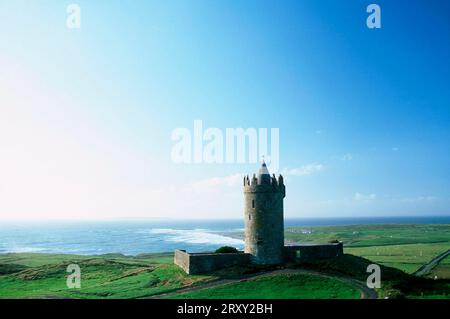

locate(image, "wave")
[[0, 246, 49, 253], [141, 228, 244, 246]]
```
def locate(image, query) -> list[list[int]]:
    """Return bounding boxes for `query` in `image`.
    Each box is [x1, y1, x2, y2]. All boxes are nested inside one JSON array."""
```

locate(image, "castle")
[[174, 162, 343, 274]]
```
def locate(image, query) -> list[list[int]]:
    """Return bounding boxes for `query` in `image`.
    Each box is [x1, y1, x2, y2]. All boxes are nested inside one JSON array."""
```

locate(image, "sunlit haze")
[[0, 1, 449, 220]]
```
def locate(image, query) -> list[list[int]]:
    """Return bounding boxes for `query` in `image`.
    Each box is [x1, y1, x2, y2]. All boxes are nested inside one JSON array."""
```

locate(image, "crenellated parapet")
[[243, 174, 285, 197]]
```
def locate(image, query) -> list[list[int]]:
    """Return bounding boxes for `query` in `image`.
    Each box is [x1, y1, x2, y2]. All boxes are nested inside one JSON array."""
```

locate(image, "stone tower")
[[243, 162, 286, 264]]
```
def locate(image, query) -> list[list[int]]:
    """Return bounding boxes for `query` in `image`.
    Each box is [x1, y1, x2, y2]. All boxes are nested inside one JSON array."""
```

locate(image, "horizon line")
[[1, 214, 449, 223]]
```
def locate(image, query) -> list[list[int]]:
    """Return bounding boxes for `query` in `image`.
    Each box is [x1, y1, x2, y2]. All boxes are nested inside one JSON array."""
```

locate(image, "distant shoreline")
[[1, 215, 450, 225], [1, 217, 449, 256]]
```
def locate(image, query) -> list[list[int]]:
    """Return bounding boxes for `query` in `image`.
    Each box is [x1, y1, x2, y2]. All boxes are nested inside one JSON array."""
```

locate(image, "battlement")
[[243, 174, 285, 195]]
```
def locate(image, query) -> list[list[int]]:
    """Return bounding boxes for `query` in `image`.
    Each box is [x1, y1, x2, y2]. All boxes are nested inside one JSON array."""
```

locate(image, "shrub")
[[215, 246, 239, 254]]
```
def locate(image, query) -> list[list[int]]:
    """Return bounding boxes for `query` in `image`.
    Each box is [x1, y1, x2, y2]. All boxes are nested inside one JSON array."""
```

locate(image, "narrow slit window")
[[252, 200, 255, 208]]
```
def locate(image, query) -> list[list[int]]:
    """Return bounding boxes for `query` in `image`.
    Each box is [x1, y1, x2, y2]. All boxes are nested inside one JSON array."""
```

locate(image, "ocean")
[[0, 216, 449, 256]]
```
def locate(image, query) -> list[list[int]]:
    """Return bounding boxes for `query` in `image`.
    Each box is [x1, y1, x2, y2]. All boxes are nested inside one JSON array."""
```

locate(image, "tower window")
[[249, 214, 251, 221], [252, 200, 255, 208]]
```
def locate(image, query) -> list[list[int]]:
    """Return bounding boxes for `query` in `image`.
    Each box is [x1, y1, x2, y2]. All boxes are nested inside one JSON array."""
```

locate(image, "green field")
[[227, 224, 450, 274], [427, 255, 450, 280], [0, 253, 214, 299], [278, 224, 450, 274], [170, 273, 360, 299], [346, 242, 450, 273], [0, 224, 449, 299], [0, 252, 448, 299], [284, 224, 450, 247]]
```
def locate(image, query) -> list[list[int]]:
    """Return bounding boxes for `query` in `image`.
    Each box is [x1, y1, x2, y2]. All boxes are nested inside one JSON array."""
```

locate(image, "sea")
[[0, 216, 449, 256]]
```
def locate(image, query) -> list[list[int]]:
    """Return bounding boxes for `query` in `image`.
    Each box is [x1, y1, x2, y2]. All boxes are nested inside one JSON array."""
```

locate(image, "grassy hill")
[[0, 252, 448, 299], [170, 273, 360, 299], [294, 254, 450, 299], [427, 254, 450, 280], [0, 253, 214, 299], [0, 224, 449, 299]]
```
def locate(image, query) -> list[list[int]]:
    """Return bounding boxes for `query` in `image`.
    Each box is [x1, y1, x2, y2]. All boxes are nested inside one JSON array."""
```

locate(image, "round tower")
[[243, 162, 285, 264]]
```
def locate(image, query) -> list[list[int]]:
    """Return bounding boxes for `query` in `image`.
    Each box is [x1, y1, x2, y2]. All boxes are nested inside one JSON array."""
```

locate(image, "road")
[[414, 248, 450, 277]]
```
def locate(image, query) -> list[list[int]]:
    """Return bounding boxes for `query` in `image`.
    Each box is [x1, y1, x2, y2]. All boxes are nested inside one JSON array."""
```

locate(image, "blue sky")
[[0, 0, 449, 219]]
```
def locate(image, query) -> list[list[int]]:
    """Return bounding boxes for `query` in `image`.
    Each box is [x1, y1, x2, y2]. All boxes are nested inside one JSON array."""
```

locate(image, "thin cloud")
[[400, 196, 438, 203], [339, 153, 353, 161], [354, 192, 377, 201], [190, 174, 243, 193], [190, 163, 325, 193], [282, 163, 324, 177]]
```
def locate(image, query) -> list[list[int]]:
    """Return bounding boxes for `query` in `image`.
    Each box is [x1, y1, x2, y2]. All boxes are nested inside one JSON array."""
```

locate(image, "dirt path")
[[149, 268, 377, 299], [414, 248, 450, 277]]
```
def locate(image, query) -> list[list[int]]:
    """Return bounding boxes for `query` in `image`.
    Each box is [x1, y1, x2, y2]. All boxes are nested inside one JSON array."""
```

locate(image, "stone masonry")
[[174, 162, 343, 275]]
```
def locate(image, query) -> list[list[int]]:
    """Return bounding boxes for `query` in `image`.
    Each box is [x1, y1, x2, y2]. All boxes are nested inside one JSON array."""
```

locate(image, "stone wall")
[[283, 242, 343, 262], [174, 250, 251, 275], [174, 250, 190, 273], [175, 243, 343, 274]]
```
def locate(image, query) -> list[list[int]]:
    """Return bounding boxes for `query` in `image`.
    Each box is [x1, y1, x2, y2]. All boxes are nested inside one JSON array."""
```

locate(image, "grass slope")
[[1, 224, 449, 299], [296, 254, 450, 299], [428, 255, 450, 280], [0, 253, 214, 299], [170, 273, 360, 299]]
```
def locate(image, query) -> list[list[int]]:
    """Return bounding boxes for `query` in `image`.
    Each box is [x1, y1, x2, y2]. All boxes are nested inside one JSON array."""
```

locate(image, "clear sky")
[[0, 0, 449, 220]]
